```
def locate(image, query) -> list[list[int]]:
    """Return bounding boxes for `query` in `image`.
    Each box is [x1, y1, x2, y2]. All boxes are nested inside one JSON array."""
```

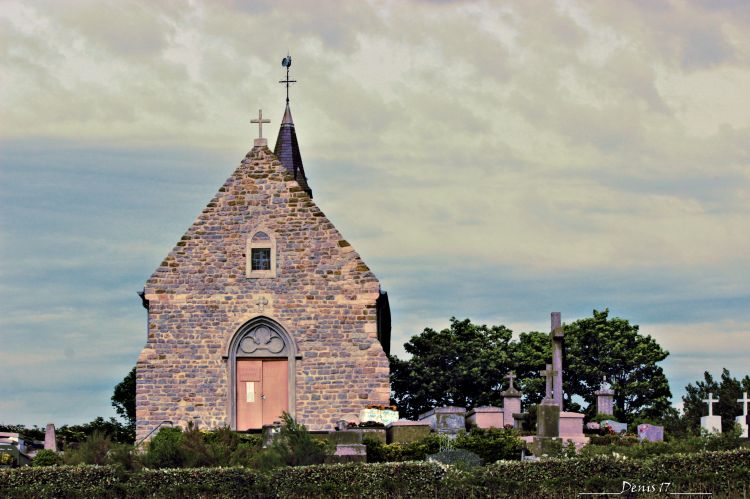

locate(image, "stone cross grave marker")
[[505, 371, 517, 391], [704, 392, 718, 417], [539, 364, 557, 400], [550, 312, 564, 405], [737, 392, 750, 438], [738, 392, 749, 417]]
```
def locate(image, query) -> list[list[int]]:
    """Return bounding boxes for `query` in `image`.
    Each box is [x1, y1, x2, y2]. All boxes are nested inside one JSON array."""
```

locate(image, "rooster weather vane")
[[279, 54, 296, 104]]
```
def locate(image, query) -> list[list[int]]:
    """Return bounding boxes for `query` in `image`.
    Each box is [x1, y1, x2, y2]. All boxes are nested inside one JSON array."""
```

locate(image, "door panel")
[[236, 359, 288, 429], [261, 360, 288, 426], [236, 359, 262, 430]]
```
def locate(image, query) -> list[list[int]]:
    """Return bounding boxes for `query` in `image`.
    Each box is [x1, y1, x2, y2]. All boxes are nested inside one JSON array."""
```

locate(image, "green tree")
[[112, 367, 136, 428], [682, 369, 750, 433], [564, 309, 672, 423], [390, 318, 515, 419], [391, 311, 672, 424]]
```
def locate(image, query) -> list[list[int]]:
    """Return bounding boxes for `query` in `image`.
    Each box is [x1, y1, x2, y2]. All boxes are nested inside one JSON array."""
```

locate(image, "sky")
[[1, 0, 749, 426]]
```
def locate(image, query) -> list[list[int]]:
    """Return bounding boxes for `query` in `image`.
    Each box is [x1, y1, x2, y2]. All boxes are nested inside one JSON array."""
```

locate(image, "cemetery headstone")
[[737, 392, 749, 439], [501, 371, 522, 426], [700, 392, 722, 434], [419, 406, 467, 436], [44, 424, 57, 452], [332, 443, 366, 463], [466, 406, 503, 429], [637, 424, 664, 442], [386, 420, 431, 444], [595, 379, 615, 416], [601, 420, 628, 434]]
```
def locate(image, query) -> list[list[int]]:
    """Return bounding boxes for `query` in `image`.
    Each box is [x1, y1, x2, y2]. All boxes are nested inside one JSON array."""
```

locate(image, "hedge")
[[1, 449, 748, 498]]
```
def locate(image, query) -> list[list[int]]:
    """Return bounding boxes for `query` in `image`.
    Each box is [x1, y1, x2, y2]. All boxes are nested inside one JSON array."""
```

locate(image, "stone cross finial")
[[251, 109, 271, 139], [739, 392, 750, 417], [703, 392, 719, 417], [505, 371, 517, 391], [539, 364, 558, 399]]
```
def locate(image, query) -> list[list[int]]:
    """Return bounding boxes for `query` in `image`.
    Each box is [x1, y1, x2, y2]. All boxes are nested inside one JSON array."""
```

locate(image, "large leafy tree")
[[390, 318, 514, 419], [564, 309, 672, 422], [682, 369, 750, 433], [112, 367, 136, 428], [391, 310, 672, 424]]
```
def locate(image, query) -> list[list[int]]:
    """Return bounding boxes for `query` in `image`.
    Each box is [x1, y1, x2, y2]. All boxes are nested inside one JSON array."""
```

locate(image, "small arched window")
[[246, 229, 277, 278]]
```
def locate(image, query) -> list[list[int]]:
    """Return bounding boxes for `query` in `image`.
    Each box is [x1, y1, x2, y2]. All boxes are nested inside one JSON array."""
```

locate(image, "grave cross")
[[250, 109, 271, 138], [256, 296, 269, 313], [505, 371, 517, 391], [539, 364, 558, 400], [703, 392, 719, 417], [739, 392, 750, 417]]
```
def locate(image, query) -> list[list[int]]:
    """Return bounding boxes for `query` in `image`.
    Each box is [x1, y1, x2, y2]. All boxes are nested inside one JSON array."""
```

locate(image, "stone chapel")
[[135, 65, 391, 441]]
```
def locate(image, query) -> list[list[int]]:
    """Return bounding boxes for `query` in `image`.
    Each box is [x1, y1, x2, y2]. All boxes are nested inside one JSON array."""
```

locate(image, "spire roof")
[[274, 55, 312, 197]]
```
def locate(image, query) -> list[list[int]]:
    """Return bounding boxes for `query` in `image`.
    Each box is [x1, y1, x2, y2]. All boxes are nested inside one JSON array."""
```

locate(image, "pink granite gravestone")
[[466, 407, 503, 429]]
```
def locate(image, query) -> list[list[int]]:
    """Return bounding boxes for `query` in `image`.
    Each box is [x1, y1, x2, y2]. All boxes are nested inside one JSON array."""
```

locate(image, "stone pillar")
[[537, 399, 560, 438], [550, 312, 564, 407], [595, 384, 615, 416], [44, 423, 57, 452]]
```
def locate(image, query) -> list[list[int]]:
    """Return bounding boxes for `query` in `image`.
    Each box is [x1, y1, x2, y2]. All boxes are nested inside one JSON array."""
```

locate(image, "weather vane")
[[279, 53, 296, 104]]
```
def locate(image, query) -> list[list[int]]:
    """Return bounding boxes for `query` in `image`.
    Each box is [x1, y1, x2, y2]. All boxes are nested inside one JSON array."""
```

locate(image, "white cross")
[[703, 392, 719, 417], [256, 296, 268, 313], [250, 109, 271, 138], [739, 392, 750, 417]]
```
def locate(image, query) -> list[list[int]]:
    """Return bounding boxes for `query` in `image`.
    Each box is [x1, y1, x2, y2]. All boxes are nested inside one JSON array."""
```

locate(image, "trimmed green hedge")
[[2, 449, 749, 498]]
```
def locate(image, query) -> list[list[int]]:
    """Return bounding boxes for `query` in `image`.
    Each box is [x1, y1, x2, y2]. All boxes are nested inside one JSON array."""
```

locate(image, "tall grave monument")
[[737, 392, 749, 439], [700, 393, 721, 434]]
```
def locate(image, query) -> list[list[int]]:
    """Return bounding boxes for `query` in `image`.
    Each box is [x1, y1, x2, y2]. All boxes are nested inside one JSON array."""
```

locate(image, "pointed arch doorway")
[[228, 317, 297, 430]]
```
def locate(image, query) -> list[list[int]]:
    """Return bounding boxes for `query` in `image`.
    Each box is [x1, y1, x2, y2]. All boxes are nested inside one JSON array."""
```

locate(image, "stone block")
[[559, 411, 585, 438], [386, 420, 431, 444], [327, 428, 386, 445], [466, 406, 504, 429], [419, 407, 466, 435], [735, 416, 748, 439], [701, 415, 722, 434], [330, 443, 367, 463], [529, 436, 562, 457], [536, 402, 560, 438], [601, 420, 628, 434], [637, 424, 664, 442]]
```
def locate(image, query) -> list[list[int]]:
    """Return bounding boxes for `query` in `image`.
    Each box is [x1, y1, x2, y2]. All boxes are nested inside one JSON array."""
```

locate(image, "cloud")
[[1, 0, 749, 424]]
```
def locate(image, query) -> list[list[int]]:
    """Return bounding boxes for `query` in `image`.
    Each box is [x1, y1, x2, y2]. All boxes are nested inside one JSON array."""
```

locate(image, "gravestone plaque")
[[700, 392, 721, 434], [419, 406, 466, 435], [637, 424, 664, 442], [601, 420, 628, 434]]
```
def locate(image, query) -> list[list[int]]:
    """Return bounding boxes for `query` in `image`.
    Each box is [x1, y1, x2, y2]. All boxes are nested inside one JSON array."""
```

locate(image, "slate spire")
[[274, 54, 312, 197]]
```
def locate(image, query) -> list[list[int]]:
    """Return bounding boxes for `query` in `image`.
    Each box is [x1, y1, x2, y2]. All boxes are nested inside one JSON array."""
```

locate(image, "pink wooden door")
[[236, 359, 288, 429], [261, 360, 288, 426]]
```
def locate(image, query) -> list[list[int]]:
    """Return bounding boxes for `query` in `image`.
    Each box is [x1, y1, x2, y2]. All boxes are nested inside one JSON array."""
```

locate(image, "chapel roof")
[[273, 102, 312, 197]]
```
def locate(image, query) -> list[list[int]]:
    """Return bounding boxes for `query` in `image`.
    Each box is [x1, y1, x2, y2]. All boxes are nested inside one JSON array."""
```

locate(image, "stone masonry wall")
[[136, 145, 390, 442]]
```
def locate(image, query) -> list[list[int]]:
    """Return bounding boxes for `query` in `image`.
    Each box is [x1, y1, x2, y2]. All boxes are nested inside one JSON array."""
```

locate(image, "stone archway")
[[227, 316, 297, 430]]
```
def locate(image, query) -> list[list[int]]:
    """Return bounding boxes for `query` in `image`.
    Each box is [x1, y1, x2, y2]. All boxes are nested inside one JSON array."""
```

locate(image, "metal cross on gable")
[[739, 392, 750, 417], [703, 392, 719, 417], [250, 109, 271, 139]]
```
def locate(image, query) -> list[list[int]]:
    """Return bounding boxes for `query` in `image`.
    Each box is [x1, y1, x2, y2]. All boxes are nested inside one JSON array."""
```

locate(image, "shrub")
[[363, 433, 443, 462], [30, 449, 62, 467], [63, 431, 112, 465], [428, 449, 482, 470], [142, 427, 184, 468], [454, 427, 526, 463], [261, 412, 333, 468], [1, 450, 749, 498]]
